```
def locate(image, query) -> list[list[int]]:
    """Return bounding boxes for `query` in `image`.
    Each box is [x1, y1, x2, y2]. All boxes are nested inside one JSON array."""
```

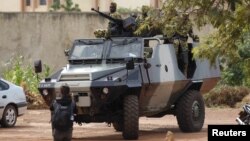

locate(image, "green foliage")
[[163, 0, 250, 63], [136, 0, 250, 87], [204, 85, 249, 108], [221, 63, 244, 86], [117, 7, 140, 13], [134, 8, 163, 36], [50, 0, 81, 12], [2, 56, 51, 94], [50, 0, 60, 11]]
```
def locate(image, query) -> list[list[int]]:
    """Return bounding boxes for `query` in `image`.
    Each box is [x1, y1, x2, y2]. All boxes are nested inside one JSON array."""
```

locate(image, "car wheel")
[[122, 95, 139, 140], [176, 90, 205, 132], [1, 105, 17, 127]]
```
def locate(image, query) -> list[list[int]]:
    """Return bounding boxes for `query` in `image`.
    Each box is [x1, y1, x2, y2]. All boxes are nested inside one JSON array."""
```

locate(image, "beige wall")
[[0, 0, 21, 12], [0, 13, 108, 72], [114, 0, 150, 9], [73, 0, 150, 11], [98, 0, 112, 12], [73, 0, 93, 12], [34, 5, 49, 12], [0, 0, 158, 12]]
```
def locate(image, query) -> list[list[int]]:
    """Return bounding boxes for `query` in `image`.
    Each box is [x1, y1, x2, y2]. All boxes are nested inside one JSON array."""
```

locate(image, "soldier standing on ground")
[[50, 84, 77, 141]]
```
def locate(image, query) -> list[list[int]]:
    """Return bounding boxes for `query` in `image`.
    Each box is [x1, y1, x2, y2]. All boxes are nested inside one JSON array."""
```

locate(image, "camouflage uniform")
[[94, 29, 107, 38], [140, 5, 150, 21], [94, 2, 121, 38], [167, 13, 194, 76], [106, 2, 122, 37], [135, 5, 161, 37]]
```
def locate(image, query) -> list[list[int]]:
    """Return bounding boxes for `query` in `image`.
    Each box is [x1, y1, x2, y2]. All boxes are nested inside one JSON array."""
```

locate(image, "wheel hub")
[[192, 101, 200, 120], [5, 108, 16, 125]]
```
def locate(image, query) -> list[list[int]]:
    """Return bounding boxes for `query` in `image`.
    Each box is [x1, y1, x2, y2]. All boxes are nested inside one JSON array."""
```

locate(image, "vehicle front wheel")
[[1, 105, 17, 127], [176, 90, 205, 132], [122, 95, 139, 140]]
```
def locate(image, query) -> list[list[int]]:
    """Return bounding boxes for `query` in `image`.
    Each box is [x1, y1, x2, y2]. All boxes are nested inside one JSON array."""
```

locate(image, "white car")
[[0, 78, 27, 127]]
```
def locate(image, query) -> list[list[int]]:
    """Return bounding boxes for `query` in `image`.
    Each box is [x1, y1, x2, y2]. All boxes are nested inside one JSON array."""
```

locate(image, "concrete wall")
[[0, 12, 212, 74], [0, 12, 108, 72]]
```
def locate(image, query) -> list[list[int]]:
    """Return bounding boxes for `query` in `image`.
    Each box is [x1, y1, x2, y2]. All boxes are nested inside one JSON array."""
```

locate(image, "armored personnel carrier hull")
[[35, 37, 220, 140]]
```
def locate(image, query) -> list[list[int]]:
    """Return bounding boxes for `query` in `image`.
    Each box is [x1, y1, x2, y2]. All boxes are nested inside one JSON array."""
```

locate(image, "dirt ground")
[[0, 108, 240, 141]]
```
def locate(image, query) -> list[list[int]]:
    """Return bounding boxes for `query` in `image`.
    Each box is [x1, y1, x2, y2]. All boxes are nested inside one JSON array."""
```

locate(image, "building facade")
[[0, 0, 162, 12]]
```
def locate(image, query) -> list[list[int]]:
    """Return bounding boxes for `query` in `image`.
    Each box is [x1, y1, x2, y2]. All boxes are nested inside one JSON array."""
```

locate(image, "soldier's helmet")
[[110, 2, 117, 8]]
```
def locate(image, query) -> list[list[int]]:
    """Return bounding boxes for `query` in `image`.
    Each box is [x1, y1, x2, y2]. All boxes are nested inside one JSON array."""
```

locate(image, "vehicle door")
[[140, 39, 170, 112], [139, 38, 186, 114], [0, 79, 10, 118]]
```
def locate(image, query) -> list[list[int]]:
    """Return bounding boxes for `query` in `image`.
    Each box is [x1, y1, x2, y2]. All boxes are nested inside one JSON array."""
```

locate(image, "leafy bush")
[[220, 32, 250, 87], [204, 85, 250, 108], [221, 63, 244, 86], [2, 56, 51, 109]]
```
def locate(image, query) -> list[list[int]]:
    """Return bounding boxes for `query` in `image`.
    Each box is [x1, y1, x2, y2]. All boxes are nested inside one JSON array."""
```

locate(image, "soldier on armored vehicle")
[[166, 12, 197, 77], [35, 36, 220, 140], [34, 4, 220, 141], [93, 2, 136, 38]]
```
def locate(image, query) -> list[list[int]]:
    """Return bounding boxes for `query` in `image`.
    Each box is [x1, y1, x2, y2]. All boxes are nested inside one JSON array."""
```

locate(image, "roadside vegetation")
[[204, 86, 250, 108], [2, 56, 51, 109]]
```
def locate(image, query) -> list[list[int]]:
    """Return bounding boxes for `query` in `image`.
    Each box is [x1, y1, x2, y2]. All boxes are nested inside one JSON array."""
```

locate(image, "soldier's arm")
[[188, 27, 194, 38]]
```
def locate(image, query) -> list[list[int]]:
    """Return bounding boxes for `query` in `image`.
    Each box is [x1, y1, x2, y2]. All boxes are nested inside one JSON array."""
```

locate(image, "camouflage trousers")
[[173, 39, 189, 54], [173, 39, 189, 76], [53, 128, 73, 141]]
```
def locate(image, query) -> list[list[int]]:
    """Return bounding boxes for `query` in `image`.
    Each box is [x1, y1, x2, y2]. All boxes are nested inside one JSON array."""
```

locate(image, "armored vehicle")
[[34, 37, 220, 140]]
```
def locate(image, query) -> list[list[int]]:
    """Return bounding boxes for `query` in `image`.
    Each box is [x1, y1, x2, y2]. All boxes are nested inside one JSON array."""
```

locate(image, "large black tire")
[[112, 121, 123, 132], [1, 105, 17, 127], [176, 90, 205, 132], [122, 95, 139, 140]]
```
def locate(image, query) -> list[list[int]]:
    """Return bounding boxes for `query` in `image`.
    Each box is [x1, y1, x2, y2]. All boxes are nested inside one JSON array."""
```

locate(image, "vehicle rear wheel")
[[1, 105, 17, 127], [176, 90, 205, 132], [112, 121, 123, 132], [122, 95, 139, 140]]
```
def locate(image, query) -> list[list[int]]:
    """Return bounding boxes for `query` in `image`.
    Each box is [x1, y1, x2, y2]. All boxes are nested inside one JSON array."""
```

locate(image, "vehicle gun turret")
[[91, 8, 136, 37]]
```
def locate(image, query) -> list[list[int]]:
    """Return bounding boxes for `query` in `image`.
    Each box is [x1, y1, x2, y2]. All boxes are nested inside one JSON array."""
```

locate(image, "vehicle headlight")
[[42, 89, 48, 96], [102, 87, 109, 94]]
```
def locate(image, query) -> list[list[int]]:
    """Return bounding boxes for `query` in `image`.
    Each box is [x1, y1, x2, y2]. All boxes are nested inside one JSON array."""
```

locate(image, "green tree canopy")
[[135, 0, 250, 86], [163, 0, 250, 86]]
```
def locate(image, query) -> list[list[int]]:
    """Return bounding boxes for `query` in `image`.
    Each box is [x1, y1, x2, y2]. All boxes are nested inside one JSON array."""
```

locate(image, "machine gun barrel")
[[91, 8, 123, 25]]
